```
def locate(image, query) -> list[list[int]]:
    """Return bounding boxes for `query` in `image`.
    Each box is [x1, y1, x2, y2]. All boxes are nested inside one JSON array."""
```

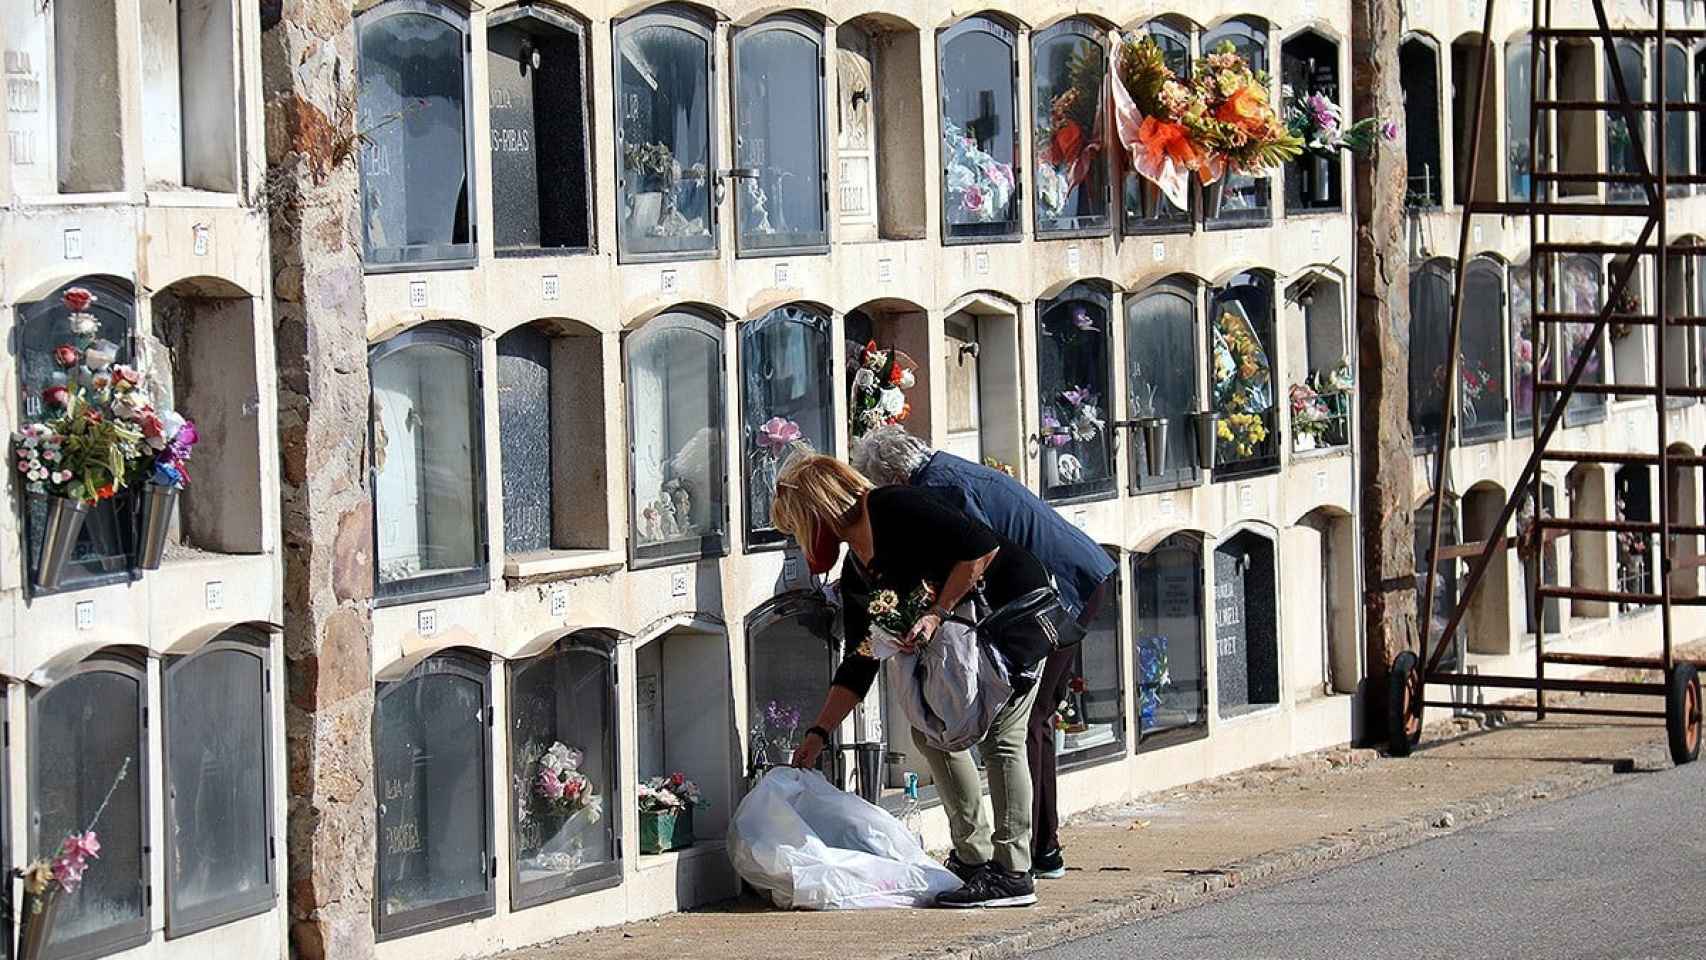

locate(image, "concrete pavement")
[[1032, 744, 1706, 960], [496, 694, 1686, 960]]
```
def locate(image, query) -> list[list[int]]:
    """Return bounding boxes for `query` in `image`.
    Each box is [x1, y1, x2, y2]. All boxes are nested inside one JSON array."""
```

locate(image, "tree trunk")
[[261, 4, 378, 958], [1352, 0, 1419, 740]]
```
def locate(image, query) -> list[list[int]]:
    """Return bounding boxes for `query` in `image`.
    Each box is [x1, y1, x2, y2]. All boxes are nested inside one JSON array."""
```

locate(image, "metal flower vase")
[[34, 496, 91, 591], [1138, 417, 1168, 476], [1311, 154, 1334, 204], [639, 806, 695, 854], [1134, 176, 1162, 219], [136, 483, 178, 571], [1193, 411, 1222, 470], [16, 885, 60, 960], [1201, 179, 1226, 219]]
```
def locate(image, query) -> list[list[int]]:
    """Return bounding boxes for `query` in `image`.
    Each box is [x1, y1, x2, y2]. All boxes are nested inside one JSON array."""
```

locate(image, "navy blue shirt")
[[911, 452, 1116, 619]]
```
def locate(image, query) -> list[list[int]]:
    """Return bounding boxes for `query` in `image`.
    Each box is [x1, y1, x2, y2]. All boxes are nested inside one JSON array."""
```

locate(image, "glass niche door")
[[627, 311, 728, 566], [615, 7, 716, 261]]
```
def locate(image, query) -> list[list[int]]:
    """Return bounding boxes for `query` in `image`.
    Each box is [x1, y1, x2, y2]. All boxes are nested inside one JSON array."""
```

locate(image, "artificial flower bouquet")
[[637, 772, 705, 854], [1211, 305, 1274, 460], [848, 340, 916, 438], [1042, 386, 1106, 450], [1285, 89, 1398, 157], [14, 757, 128, 959], [1111, 33, 1301, 208], [533, 742, 602, 821], [1288, 382, 1335, 450], [942, 119, 1017, 225], [1136, 635, 1172, 730], [1035, 43, 1106, 220]]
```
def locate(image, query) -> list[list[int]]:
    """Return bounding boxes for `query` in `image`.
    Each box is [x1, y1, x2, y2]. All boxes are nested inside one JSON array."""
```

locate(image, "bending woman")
[[772, 454, 1053, 908]]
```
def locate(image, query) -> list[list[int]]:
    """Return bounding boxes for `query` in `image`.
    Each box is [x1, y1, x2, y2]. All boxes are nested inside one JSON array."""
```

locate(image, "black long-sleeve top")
[[831, 485, 1052, 698]]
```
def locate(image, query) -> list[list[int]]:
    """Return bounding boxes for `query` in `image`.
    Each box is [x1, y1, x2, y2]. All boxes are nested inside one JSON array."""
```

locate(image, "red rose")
[[53, 345, 78, 367], [669, 772, 685, 787], [888, 365, 905, 386], [140, 414, 163, 438], [41, 385, 68, 408], [1068, 676, 1088, 694], [62, 288, 95, 312]]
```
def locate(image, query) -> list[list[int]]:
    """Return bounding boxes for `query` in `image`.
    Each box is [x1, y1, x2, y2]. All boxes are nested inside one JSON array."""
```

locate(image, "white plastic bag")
[[727, 768, 959, 910], [876, 616, 1013, 753]]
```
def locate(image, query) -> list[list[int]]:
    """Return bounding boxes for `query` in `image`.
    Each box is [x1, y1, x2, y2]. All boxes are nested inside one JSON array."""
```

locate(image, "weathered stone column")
[[260, 4, 377, 958], [1352, 0, 1418, 737]]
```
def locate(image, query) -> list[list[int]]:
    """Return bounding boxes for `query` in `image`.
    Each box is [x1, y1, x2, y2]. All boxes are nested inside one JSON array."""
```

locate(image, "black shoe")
[[944, 851, 987, 884], [935, 866, 1037, 908], [1032, 847, 1066, 880]]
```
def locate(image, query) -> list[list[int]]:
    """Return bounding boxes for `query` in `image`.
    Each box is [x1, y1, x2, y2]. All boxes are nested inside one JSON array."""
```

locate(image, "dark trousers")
[[1026, 577, 1110, 857]]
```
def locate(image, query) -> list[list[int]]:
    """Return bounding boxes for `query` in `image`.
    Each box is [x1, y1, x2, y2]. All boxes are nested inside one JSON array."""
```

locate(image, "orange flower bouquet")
[[1110, 32, 1205, 209], [1191, 42, 1302, 179]]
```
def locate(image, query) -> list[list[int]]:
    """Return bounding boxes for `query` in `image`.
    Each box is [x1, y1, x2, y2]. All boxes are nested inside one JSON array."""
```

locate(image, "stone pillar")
[[1351, 0, 1418, 737], [261, 4, 377, 958]]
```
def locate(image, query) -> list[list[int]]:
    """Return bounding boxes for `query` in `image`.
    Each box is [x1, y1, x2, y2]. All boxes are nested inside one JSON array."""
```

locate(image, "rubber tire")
[[1666, 663, 1701, 766], [1388, 650, 1423, 758]]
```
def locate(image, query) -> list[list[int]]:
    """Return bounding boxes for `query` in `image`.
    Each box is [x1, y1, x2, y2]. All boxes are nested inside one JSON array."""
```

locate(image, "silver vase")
[[1193, 411, 1222, 470], [1139, 417, 1168, 476], [1312, 154, 1334, 203], [136, 483, 178, 571], [1201, 179, 1226, 219], [34, 496, 91, 590], [1135, 176, 1162, 218], [16, 884, 59, 960]]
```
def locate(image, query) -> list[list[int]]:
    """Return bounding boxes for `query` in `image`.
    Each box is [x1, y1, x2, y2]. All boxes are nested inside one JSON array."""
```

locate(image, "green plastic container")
[[639, 806, 695, 854]]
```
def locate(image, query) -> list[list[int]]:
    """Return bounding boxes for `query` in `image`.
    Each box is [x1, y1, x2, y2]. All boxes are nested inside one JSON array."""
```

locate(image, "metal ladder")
[[1394, 0, 1705, 763]]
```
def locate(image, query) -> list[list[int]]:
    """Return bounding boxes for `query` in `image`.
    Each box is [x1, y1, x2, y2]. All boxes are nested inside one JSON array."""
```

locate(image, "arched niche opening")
[[1213, 527, 1279, 718], [1400, 35, 1444, 208], [1608, 254, 1652, 402], [1460, 256, 1509, 445], [1280, 29, 1344, 213], [498, 318, 610, 565], [507, 630, 621, 908], [614, 5, 716, 262], [846, 299, 931, 442], [633, 624, 734, 847], [1408, 261, 1452, 450], [1201, 17, 1272, 226], [937, 14, 1023, 242], [1293, 508, 1358, 698], [740, 304, 833, 548], [1667, 444, 1702, 599], [1560, 254, 1608, 425], [1567, 463, 1612, 619], [1415, 496, 1463, 672], [1615, 463, 1655, 611], [1122, 17, 1195, 232], [1606, 39, 1649, 202], [1126, 275, 1203, 489], [1209, 270, 1280, 478], [1031, 19, 1111, 236], [625, 308, 728, 568], [1555, 38, 1599, 198], [744, 593, 837, 778], [1519, 480, 1566, 637], [941, 296, 1023, 475], [1057, 546, 1125, 765], [1462, 482, 1514, 655], [1284, 271, 1351, 453], [733, 14, 830, 256], [373, 648, 495, 937], [1663, 248, 1698, 406], [1510, 257, 1540, 435], [836, 14, 927, 242], [1036, 281, 1116, 502], [1449, 33, 1498, 205], [1132, 532, 1208, 747], [152, 278, 265, 556]]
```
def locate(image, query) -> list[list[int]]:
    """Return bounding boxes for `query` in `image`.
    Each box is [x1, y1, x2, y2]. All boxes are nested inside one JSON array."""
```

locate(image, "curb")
[[912, 736, 1673, 960]]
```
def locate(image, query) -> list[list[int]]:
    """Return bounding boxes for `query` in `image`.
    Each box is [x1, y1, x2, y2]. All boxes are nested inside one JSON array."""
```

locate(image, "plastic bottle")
[[899, 772, 923, 847]]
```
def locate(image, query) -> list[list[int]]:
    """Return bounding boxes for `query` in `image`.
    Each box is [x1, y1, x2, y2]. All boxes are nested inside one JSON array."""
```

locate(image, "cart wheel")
[[1387, 650, 1423, 757], [1666, 663, 1701, 766]]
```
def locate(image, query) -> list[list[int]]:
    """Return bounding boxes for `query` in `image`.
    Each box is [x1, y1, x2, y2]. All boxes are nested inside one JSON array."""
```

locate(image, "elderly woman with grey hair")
[[850, 425, 1115, 880]]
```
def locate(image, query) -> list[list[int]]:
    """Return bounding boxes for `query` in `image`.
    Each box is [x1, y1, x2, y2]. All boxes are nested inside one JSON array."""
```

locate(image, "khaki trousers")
[[911, 682, 1039, 874]]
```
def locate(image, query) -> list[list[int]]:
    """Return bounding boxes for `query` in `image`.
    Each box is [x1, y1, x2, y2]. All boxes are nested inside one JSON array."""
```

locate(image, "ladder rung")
[[1534, 381, 1706, 398], [1535, 99, 1706, 112], [1534, 312, 1706, 328], [1468, 200, 1657, 217], [1542, 450, 1706, 468], [1535, 171, 1706, 185], [1422, 701, 1669, 721], [1536, 27, 1706, 39], [1428, 672, 1668, 696], [1534, 241, 1660, 256], [1537, 518, 1706, 537], [1538, 651, 1690, 670], [1535, 585, 1706, 606]]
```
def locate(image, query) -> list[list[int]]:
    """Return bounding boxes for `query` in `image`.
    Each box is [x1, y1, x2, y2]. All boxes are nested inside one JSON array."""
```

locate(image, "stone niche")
[[835, 15, 926, 243], [141, 0, 240, 191], [633, 626, 734, 846], [1213, 528, 1279, 718]]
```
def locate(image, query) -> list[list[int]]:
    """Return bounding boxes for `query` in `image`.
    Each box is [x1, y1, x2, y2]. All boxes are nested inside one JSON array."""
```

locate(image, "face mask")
[[805, 521, 841, 575]]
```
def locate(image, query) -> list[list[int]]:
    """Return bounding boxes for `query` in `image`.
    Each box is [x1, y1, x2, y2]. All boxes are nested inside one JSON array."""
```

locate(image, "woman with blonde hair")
[[773, 453, 1057, 908]]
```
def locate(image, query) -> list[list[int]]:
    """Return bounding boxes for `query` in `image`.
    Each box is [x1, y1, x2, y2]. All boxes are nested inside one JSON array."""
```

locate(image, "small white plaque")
[[74, 601, 94, 631], [1239, 482, 1256, 513], [1479, 447, 1491, 469], [660, 269, 678, 294], [974, 251, 990, 276], [1472, 223, 1484, 245], [774, 262, 792, 287], [62, 228, 82, 261], [549, 588, 568, 618], [1311, 224, 1324, 251], [192, 223, 210, 257], [1073, 510, 1088, 531], [1158, 493, 1176, 518], [542, 274, 560, 301], [670, 570, 690, 597], [416, 608, 438, 637], [877, 258, 893, 284], [408, 280, 427, 309], [1152, 240, 1166, 263], [1230, 233, 1247, 256], [1315, 471, 1329, 496], [205, 580, 224, 611], [1066, 246, 1081, 273]]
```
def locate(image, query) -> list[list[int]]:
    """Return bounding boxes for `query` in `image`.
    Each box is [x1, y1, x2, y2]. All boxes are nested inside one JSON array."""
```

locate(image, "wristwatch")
[[928, 605, 953, 620]]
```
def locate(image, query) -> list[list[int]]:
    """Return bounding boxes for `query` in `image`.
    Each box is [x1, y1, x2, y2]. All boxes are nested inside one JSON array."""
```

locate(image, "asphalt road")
[[1035, 755, 1706, 960]]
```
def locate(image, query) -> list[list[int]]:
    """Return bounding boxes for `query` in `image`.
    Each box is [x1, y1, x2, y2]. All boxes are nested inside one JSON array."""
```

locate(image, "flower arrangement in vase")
[[942, 119, 1017, 226], [751, 700, 803, 768], [1288, 382, 1333, 451], [1284, 89, 1397, 157], [1136, 635, 1172, 731], [1110, 33, 1301, 211], [516, 741, 603, 874], [1211, 306, 1274, 461], [848, 340, 916, 438], [750, 416, 804, 531], [1035, 43, 1106, 222], [13, 757, 129, 960], [862, 582, 937, 657], [637, 773, 705, 854]]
